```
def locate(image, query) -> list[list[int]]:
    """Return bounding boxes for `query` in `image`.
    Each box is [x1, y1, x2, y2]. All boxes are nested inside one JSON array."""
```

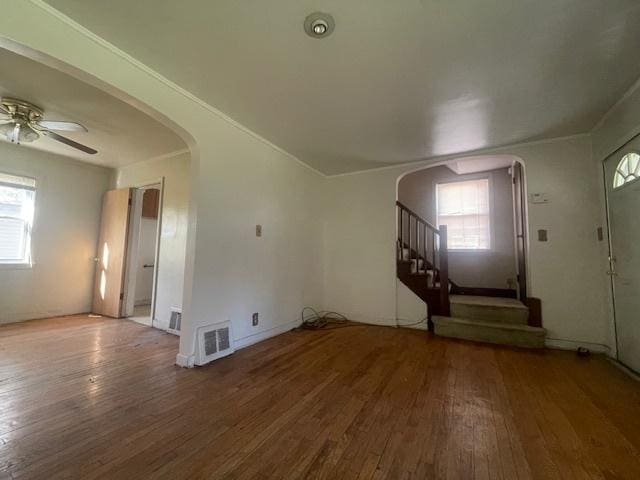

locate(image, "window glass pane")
[[437, 179, 490, 250], [613, 153, 640, 189], [629, 153, 640, 175], [619, 157, 629, 176], [0, 217, 25, 260], [0, 175, 35, 263]]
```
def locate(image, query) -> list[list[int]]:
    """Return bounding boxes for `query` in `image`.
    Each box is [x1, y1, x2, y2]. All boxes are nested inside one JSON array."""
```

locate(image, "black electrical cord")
[[296, 307, 361, 331], [296, 307, 428, 332], [395, 316, 429, 328]]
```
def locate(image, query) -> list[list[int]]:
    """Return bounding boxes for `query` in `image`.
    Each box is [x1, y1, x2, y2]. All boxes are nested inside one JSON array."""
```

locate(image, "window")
[[0, 172, 36, 265], [436, 178, 490, 250], [613, 152, 640, 189]]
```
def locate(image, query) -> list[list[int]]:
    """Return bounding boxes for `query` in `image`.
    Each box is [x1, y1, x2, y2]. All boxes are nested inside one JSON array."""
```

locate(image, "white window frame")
[[435, 177, 492, 252], [0, 172, 36, 268]]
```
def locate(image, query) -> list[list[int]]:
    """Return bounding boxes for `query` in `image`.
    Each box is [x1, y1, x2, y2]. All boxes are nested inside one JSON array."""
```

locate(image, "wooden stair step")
[[450, 295, 529, 325], [432, 315, 545, 348]]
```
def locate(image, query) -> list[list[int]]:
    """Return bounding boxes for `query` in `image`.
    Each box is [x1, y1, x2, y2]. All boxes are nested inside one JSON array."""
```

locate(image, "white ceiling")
[[46, 0, 640, 175], [0, 47, 186, 168]]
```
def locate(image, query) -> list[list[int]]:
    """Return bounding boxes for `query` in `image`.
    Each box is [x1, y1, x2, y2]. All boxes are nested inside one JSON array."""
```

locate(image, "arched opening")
[[0, 39, 198, 349], [394, 154, 533, 332]]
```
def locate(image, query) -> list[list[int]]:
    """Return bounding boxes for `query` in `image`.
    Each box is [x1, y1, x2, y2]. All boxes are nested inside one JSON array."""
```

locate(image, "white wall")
[[398, 165, 517, 289], [115, 153, 189, 330], [0, 141, 110, 323], [323, 135, 612, 352], [186, 126, 324, 351]]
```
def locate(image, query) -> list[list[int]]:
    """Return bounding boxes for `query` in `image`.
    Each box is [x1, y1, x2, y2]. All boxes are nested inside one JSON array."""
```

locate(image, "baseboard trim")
[[175, 318, 303, 368], [175, 353, 195, 368], [0, 310, 91, 325], [327, 309, 396, 327], [607, 357, 640, 381], [233, 318, 302, 350], [545, 337, 611, 354], [395, 318, 429, 331]]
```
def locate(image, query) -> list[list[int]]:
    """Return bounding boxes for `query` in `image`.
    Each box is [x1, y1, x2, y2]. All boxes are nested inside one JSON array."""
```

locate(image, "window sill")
[[0, 262, 33, 270]]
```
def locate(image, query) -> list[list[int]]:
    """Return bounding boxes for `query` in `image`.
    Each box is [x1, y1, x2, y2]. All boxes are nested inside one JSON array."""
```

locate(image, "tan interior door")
[[604, 140, 640, 373], [92, 188, 132, 318]]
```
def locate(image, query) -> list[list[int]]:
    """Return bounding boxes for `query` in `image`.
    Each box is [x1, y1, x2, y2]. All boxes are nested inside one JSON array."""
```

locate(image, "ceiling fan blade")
[[36, 120, 87, 132], [42, 130, 98, 155]]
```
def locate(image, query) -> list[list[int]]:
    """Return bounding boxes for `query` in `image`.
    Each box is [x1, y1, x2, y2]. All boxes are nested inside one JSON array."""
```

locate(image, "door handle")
[[606, 270, 618, 277]]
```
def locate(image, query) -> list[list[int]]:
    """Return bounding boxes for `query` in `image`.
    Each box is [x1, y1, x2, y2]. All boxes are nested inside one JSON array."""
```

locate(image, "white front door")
[[604, 140, 640, 373]]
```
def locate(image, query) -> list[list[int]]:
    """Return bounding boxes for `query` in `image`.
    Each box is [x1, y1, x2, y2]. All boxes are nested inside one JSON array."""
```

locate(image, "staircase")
[[396, 201, 545, 348], [396, 201, 450, 319], [433, 296, 545, 348]]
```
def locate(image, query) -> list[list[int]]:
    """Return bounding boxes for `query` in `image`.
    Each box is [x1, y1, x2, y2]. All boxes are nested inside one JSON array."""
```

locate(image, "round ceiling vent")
[[304, 12, 335, 39]]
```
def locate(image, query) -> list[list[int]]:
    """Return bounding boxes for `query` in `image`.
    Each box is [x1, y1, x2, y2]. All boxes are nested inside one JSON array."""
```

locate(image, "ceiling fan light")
[[0, 123, 40, 144], [0, 122, 16, 141], [20, 126, 40, 143]]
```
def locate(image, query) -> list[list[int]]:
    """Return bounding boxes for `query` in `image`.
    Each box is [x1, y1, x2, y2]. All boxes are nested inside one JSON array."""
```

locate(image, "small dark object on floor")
[[297, 307, 352, 331], [577, 347, 591, 357]]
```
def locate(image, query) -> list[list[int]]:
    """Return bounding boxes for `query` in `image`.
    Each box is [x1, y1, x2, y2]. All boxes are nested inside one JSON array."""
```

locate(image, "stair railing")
[[396, 201, 450, 315]]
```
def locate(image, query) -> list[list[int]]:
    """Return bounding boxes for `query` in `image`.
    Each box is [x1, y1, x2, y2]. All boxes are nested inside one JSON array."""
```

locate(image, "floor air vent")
[[167, 307, 182, 336], [195, 321, 234, 365]]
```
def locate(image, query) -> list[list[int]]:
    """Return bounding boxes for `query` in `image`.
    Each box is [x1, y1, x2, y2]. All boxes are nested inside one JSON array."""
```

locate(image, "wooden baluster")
[[415, 220, 419, 272], [423, 224, 427, 277], [408, 215, 412, 264], [398, 207, 403, 260], [432, 230, 436, 288], [439, 225, 450, 316]]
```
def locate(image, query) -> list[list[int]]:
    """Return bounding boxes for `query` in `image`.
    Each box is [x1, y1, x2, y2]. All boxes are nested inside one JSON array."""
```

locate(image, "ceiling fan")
[[0, 97, 97, 155]]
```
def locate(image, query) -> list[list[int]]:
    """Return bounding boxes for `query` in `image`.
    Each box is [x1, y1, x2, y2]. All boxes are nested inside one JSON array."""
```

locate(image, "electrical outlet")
[[252, 312, 259, 326], [255, 225, 262, 237]]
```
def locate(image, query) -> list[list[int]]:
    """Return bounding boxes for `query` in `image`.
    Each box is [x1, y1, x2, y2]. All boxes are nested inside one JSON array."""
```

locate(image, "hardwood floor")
[[1, 315, 640, 479]]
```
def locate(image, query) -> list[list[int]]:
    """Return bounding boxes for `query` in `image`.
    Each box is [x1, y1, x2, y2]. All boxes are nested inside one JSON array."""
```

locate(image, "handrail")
[[396, 201, 450, 316], [395, 201, 439, 232]]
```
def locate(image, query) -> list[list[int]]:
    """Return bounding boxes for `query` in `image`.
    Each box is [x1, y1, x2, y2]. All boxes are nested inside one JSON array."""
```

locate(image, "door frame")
[[511, 160, 529, 301], [123, 177, 165, 327], [599, 140, 640, 365]]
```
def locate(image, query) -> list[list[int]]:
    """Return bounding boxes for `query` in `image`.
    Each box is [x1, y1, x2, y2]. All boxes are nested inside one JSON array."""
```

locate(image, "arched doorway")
[[394, 154, 534, 331]]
